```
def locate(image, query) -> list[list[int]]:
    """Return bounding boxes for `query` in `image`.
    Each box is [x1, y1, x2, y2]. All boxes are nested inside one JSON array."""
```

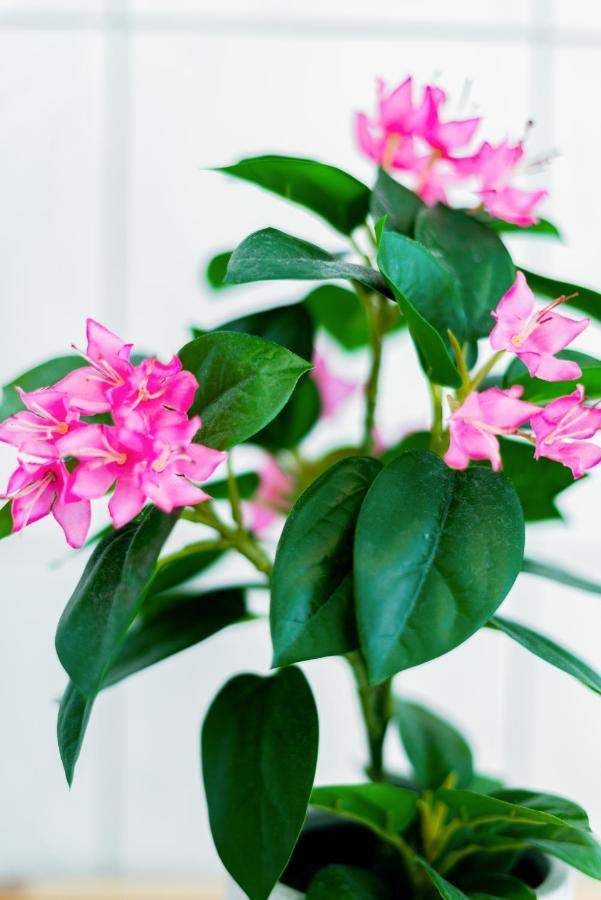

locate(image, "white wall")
[[1, 0, 600, 880]]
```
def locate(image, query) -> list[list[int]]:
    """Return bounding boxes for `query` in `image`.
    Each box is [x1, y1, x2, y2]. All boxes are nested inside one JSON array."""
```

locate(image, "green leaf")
[[521, 558, 601, 596], [468, 774, 505, 794], [496, 438, 574, 522], [225, 228, 391, 298], [377, 231, 463, 386], [271, 457, 381, 667], [436, 789, 601, 879], [206, 251, 233, 289], [253, 374, 320, 450], [502, 351, 601, 403], [307, 865, 391, 899], [202, 668, 318, 900], [213, 302, 315, 362], [304, 285, 370, 351], [395, 699, 474, 790], [55, 507, 179, 698], [487, 615, 601, 694], [415, 205, 515, 341], [216, 155, 370, 235], [520, 268, 601, 322], [460, 873, 536, 900], [0, 502, 12, 540], [370, 169, 424, 236], [354, 451, 524, 682], [178, 331, 311, 450], [491, 791, 590, 830], [145, 544, 225, 598], [416, 858, 468, 900], [310, 783, 418, 846], [479, 215, 561, 240], [0, 355, 81, 423], [207, 471, 260, 501], [57, 681, 94, 787]]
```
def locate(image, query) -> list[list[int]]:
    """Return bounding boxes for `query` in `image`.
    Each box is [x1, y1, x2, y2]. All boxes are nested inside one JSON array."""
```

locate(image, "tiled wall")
[[1, 0, 600, 879]]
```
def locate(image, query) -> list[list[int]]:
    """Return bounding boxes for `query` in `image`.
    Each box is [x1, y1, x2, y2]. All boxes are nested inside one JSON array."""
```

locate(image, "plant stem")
[[429, 382, 445, 457], [467, 349, 505, 395], [349, 234, 373, 268], [346, 651, 392, 782], [354, 283, 385, 454], [226, 455, 244, 529], [184, 503, 273, 578]]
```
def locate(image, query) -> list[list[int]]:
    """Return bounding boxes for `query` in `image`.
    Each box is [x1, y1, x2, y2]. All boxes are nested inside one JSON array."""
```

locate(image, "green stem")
[[349, 234, 373, 268], [184, 503, 273, 578], [226, 455, 244, 530], [346, 652, 392, 782], [354, 283, 385, 454], [466, 349, 505, 396], [429, 382, 445, 457]]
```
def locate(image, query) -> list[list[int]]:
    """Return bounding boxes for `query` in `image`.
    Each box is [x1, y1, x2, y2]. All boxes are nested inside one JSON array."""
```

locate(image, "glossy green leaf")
[[354, 451, 524, 682], [502, 351, 601, 403], [206, 251, 233, 289], [213, 302, 315, 362], [370, 169, 424, 236], [307, 865, 390, 899], [0, 355, 80, 423], [0, 502, 12, 540], [460, 873, 536, 900], [487, 615, 601, 694], [415, 205, 515, 341], [254, 374, 320, 450], [417, 858, 468, 900], [55, 507, 179, 698], [202, 668, 318, 900], [436, 789, 601, 878], [217, 155, 370, 235], [521, 558, 601, 596], [479, 215, 561, 240], [225, 228, 391, 297], [496, 438, 574, 522], [145, 544, 225, 598], [491, 791, 590, 830], [271, 457, 381, 667], [57, 681, 94, 787], [179, 331, 311, 450], [395, 699, 473, 790], [304, 285, 370, 350], [207, 471, 260, 501], [520, 268, 601, 322], [377, 231, 463, 386], [310, 784, 418, 846]]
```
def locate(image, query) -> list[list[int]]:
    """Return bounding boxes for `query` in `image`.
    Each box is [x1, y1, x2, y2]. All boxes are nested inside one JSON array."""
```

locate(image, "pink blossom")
[[0, 387, 82, 458], [531, 386, 601, 478], [1, 459, 90, 547], [419, 85, 480, 159], [490, 272, 588, 381], [246, 458, 293, 534], [311, 352, 357, 419], [445, 386, 541, 471], [55, 319, 134, 414], [109, 355, 198, 423]]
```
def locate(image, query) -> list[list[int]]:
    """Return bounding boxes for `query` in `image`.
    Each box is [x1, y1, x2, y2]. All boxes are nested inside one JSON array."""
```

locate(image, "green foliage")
[[202, 668, 318, 900], [212, 302, 315, 361], [481, 215, 561, 239], [271, 457, 381, 666], [307, 865, 391, 899], [304, 284, 371, 350], [0, 502, 12, 540], [0, 355, 81, 423], [205, 250, 233, 289], [521, 558, 601, 596], [521, 268, 601, 322], [310, 784, 418, 845], [502, 351, 601, 402], [395, 699, 474, 790], [494, 438, 575, 522], [354, 451, 524, 682], [370, 169, 424, 236], [217, 155, 370, 234]]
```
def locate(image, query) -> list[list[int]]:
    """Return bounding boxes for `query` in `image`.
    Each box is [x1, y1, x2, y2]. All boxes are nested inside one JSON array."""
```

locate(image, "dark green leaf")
[[225, 228, 391, 298], [310, 784, 418, 846], [57, 681, 94, 787], [468, 774, 505, 794], [307, 865, 390, 899], [271, 457, 381, 667], [417, 858, 468, 900], [216, 155, 370, 235], [202, 668, 318, 900], [145, 544, 226, 601], [395, 699, 473, 790], [520, 268, 601, 322], [0, 355, 81, 423], [213, 302, 315, 362], [415, 205, 515, 341], [207, 471, 260, 501], [502, 351, 601, 403], [354, 451, 524, 682], [521, 558, 601, 596], [0, 502, 12, 540], [370, 169, 424, 236], [206, 251, 233, 289], [460, 873, 536, 900], [436, 789, 601, 879], [253, 374, 320, 450], [487, 615, 601, 694], [496, 438, 574, 522], [377, 231, 463, 386], [491, 791, 590, 830], [179, 331, 311, 450], [55, 507, 178, 698], [304, 285, 370, 351], [479, 215, 561, 240]]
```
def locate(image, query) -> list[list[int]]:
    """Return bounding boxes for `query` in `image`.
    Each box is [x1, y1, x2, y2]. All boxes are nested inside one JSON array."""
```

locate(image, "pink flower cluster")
[[445, 273, 601, 478], [0, 320, 226, 547], [356, 76, 546, 225]]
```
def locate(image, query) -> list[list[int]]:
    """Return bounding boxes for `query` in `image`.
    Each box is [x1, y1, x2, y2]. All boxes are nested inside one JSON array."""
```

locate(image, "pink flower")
[[531, 386, 601, 478], [55, 319, 134, 414], [0, 387, 82, 458], [1, 459, 90, 547], [419, 85, 480, 159], [355, 77, 425, 171], [457, 140, 546, 225], [490, 272, 588, 381], [311, 352, 357, 419], [445, 386, 541, 471], [246, 458, 293, 534], [109, 355, 198, 423]]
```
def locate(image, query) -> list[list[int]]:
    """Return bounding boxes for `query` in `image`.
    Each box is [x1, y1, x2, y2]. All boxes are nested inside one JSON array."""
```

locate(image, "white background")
[[0, 0, 600, 881]]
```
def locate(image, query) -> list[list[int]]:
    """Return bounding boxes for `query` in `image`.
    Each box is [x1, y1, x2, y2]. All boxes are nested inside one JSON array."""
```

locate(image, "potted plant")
[[1, 74, 600, 899]]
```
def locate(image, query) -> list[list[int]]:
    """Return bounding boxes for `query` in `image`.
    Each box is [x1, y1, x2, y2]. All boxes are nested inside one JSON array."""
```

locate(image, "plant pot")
[[226, 859, 572, 900]]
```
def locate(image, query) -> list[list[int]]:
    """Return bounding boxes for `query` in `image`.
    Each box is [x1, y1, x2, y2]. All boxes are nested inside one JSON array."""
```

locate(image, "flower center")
[[511, 293, 578, 348]]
